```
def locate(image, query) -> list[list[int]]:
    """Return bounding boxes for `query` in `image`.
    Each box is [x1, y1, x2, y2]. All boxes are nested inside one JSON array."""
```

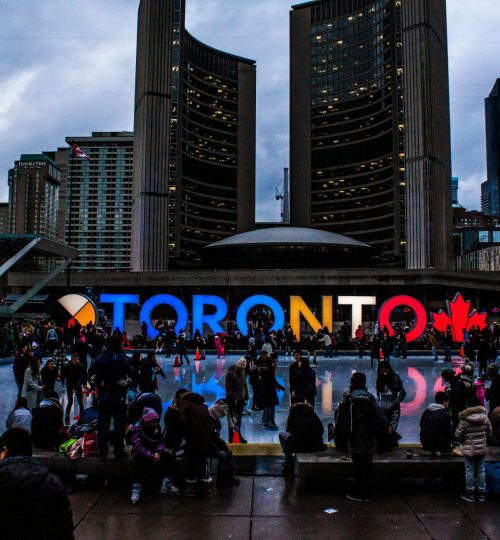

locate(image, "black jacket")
[[486, 375, 500, 414], [285, 403, 326, 452], [419, 403, 454, 453], [179, 393, 213, 456], [295, 366, 317, 398], [163, 407, 183, 450], [88, 350, 132, 404], [259, 366, 285, 407], [61, 363, 86, 388], [0, 456, 74, 540], [31, 398, 64, 450]]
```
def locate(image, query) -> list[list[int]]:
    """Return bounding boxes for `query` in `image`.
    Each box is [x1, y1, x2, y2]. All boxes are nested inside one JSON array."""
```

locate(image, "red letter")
[[378, 295, 427, 343]]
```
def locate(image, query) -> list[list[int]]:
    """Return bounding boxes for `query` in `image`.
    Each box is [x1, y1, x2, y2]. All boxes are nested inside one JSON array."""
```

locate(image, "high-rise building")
[[132, 0, 256, 271], [0, 202, 9, 233], [452, 177, 460, 207], [481, 79, 500, 216], [8, 154, 60, 239], [290, 0, 452, 269], [56, 132, 134, 271]]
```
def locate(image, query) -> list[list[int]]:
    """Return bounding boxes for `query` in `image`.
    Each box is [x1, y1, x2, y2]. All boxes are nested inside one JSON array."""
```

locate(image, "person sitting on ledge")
[[279, 397, 326, 471], [419, 391, 454, 456], [31, 390, 64, 450], [6, 397, 32, 434], [0, 428, 74, 539]]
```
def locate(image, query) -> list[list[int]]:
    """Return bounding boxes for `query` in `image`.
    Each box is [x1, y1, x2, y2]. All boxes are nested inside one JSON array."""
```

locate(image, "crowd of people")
[[2, 318, 500, 538]]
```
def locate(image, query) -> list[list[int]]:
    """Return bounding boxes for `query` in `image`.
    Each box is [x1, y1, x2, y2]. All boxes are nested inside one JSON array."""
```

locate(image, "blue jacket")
[[88, 350, 132, 404]]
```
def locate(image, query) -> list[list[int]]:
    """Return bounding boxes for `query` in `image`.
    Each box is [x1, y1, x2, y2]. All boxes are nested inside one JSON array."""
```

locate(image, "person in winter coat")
[[208, 400, 238, 486], [87, 335, 133, 460], [163, 388, 189, 452], [22, 356, 45, 409], [225, 357, 249, 443], [0, 428, 74, 540], [486, 364, 500, 416], [249, 350, 266, 411], [279, 400, 326, 469], [138, 352, 166, 394], [441, 368, 470, 429], [419, 391, 454, 455], [129, 407, 179, 504], [370, 335, 381, 368], [179, 392, 214, 497], [488, 406, 500, 446], [259, 354, 285, 430], [61, 353, 86, 424], [376, 361, 406, 450], [45, 326, 59, 354], [477, 337, 491, 375], [40, 358, 59, 397], [31, 391, 64, 450], [12, 346, 31, 399], [455, 396, 493, 502], [6, 397, 32, 434], [294, 356, 317, 408], [215, 335, 225, 359], [334, 372, 388, 503]]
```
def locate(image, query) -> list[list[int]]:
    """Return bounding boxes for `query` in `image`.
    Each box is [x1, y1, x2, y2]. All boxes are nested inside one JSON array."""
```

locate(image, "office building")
[[8, 154, 60, 239], [452, 176, 461, 208], [132, 0, 256, 271], [57, 132, 134, 272], [0, 202, 9, 233], [290, 0, 452, 269], [481, 79, 500, 216]]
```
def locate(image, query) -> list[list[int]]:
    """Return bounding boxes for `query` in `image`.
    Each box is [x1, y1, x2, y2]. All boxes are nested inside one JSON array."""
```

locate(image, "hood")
[[290, 402, 314, 416], [39, 398, 62, 411], [458, 405, 488, 423], [0, 457, 48, 493], [426, 403, 446, 412], [181, 392, 205, 406]]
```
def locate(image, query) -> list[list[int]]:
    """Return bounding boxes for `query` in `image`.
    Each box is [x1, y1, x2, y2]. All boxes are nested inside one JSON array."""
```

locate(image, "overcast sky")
[[0, 0, 498, 221]]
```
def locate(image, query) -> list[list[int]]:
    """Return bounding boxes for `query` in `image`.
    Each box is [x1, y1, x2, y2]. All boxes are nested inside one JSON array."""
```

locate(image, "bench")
[[294, 446, 500, 482]]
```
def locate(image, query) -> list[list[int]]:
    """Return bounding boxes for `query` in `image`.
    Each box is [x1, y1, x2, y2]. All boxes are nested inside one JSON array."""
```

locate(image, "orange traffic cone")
[[195, 347, 201, 361], [232, 430, 241, 444], [379, 349, 384, 360], [460, 346, 464, 358], [173, 355, 180, 367]]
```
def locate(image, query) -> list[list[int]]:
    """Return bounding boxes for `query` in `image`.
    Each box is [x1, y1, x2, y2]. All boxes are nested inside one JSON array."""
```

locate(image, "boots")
[[182, 478, 197, 498], [200, 477, 213, 498]]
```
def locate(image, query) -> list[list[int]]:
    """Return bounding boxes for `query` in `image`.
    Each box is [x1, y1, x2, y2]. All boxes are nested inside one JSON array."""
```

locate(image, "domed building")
[[203, 226, 373, 269]]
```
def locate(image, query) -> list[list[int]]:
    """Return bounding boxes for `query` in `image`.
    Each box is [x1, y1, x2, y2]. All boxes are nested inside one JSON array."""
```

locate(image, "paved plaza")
[[1, 354, 465, 444], [67, 476, 499, 540]]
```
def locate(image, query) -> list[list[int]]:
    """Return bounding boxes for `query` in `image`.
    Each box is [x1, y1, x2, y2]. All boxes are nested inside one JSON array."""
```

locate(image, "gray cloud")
[[0, 0, 498, 221]]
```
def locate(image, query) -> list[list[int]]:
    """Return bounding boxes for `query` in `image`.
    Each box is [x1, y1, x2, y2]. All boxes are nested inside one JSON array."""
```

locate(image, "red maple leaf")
[[431, 293, 488, 342]]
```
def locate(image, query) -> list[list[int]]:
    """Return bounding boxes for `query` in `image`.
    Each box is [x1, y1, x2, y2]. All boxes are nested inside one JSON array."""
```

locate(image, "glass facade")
[[301, 0, 404, 263], [178, 35, 242, 264]]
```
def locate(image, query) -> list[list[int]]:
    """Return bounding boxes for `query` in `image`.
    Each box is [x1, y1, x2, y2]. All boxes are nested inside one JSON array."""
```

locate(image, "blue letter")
[[236, 295, 285, 336], [192, 295, 227, 335], [100, 294, 139, 332], [139, 294, 188, 338]]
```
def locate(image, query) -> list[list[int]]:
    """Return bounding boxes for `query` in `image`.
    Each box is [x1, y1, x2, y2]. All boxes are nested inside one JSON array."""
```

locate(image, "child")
[[215, 335, 225, 359], [130, 407, 179, 504], [455, 396, 492, 502]]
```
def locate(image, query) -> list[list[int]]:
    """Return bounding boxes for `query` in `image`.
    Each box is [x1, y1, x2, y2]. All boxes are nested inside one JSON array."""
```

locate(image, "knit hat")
[[236, 357, 247, 369], [142, 407, 159, 423]]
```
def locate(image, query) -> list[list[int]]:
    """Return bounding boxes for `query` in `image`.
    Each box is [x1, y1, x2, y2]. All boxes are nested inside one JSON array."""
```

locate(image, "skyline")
[[0, 0, 499, 221]]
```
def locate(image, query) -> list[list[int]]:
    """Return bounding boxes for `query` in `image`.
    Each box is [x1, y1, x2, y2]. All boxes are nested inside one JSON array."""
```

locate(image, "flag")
[[72, 143, 91, 160]]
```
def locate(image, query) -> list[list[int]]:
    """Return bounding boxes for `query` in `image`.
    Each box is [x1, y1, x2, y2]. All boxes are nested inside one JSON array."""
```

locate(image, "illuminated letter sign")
[[289, 296, 333, 339], [236, 295, 285, 336], [378, 295, 427, 343], [100, 294, 139, 332], [338, 296, 377, 338], [192, 295, 228, 335], [139, 294, 188, 338]]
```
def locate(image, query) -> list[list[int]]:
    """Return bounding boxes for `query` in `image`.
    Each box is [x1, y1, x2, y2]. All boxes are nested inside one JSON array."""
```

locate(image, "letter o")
[[378, 295, 427, 343], [139, 295, 189, 339], [236, 295, 285, 336]]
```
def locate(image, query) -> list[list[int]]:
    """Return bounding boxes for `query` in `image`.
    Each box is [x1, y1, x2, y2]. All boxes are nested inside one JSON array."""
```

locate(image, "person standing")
[[40, 358, 60, 397], [455, 396, 492, 502], [249, 350, 267, 411], [376, 361, 406, 450], [260, 353, 285, 430], [443, 329, 453, 362], [88, 335, 132, 460], [289, 350, 302, 405], [21, 356, 45, 409], [138, 352, 166, 394], [295, 356, 317, 408], [176, 330, 190, 365], [225, 357, 249, 443], [486, 364, 500, 416], [441, 368, 470, 429], [45, 325, 59, 355], [12, 345, 30, 399], [334, 372, 387, 503], [61, 353, 86, 424]]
